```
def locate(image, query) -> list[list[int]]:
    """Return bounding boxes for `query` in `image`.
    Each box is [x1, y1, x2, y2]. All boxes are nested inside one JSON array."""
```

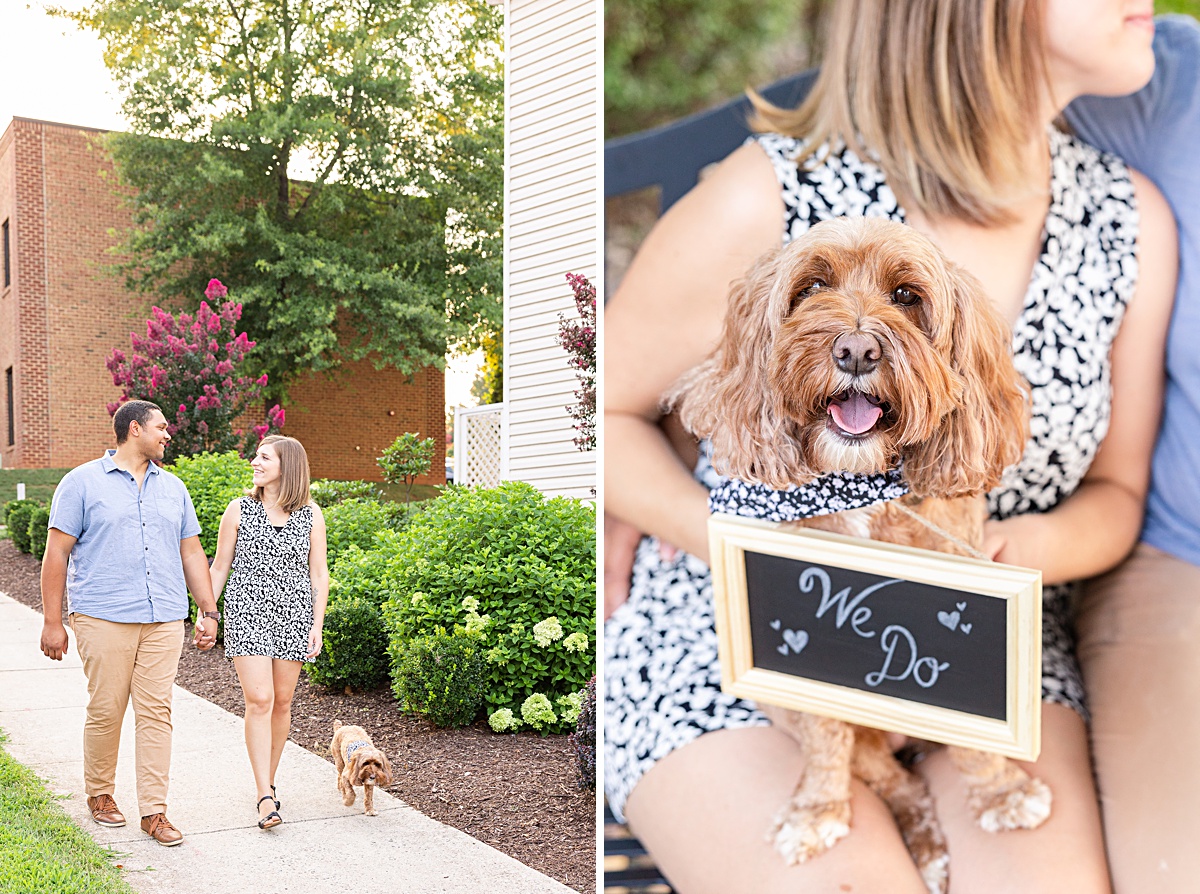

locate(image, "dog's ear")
[[903, 262, 1030, 497], [377, 752, 394, 787], [349, 751, 368, 784], [668, 247, 817, 487]]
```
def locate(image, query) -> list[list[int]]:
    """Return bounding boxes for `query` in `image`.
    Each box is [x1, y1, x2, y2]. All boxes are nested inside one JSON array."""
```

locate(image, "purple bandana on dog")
[[708, 470, 909, 522]]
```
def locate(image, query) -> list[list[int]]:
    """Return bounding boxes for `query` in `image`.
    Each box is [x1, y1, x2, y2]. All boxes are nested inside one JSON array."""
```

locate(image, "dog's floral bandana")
[[707, 470, 909, 521]]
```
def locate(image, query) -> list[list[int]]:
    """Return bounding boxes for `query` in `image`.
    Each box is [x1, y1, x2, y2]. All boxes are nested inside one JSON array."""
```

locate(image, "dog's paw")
[[974, 777, 1052, 832], [342, 791, 357, 807], [769, 800, 851, 864], [917, 851, 950, 894], [366, 807, 378, 817]]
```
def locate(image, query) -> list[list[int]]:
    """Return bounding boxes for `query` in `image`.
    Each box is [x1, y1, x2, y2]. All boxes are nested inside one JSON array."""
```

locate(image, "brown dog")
[[331, 721, 394, 816], [672, 217, 1050, 893]]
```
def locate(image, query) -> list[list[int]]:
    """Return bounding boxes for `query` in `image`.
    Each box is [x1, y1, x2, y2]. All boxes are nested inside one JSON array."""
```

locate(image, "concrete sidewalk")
[[0, 593, 580, 894]]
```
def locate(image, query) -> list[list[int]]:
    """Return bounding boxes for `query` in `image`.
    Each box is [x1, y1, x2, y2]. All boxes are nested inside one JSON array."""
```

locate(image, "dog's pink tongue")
[[829, 393, 883, 434]]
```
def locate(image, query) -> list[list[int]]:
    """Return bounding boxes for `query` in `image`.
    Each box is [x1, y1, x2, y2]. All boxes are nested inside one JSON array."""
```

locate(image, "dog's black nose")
[[832, 331, 881, 375]]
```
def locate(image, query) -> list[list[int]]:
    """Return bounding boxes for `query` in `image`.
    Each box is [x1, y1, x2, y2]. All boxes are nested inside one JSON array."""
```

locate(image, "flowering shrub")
[[381, 481, 595, 733], [557, 273, 596, 452], [106, 279, 283, 460]]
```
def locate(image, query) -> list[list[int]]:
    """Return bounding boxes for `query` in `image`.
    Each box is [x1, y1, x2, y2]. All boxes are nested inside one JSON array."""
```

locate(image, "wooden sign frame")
[[708, 513, 1043, 760]]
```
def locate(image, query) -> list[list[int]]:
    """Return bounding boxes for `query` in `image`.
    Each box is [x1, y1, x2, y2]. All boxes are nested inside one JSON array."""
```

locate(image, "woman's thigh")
[[918, 703, 1110, 894], [1077, 542, 1200, 893], [623, 725, 929, 894]]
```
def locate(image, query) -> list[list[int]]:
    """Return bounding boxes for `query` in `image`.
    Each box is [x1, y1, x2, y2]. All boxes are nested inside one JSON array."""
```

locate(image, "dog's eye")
[[891, 286, 922, 307], [803, 280, 826, 296]]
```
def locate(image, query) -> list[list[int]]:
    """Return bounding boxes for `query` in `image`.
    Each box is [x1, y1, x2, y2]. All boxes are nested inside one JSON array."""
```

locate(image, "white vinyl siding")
[[502, 0, 598, 499]]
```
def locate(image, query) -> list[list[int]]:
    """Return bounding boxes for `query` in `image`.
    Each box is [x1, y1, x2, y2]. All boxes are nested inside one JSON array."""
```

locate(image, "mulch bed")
[[0, 539, 596, 894]]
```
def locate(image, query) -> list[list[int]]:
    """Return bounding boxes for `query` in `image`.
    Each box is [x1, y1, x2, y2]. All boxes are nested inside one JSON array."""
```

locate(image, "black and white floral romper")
[[603, 128, 1139, 821], [223, 497, 315, 662]]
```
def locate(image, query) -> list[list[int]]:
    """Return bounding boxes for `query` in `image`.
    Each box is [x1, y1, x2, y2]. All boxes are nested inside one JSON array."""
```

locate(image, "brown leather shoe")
[[87, 794, 126, 827], [140, 813, 184, 847]]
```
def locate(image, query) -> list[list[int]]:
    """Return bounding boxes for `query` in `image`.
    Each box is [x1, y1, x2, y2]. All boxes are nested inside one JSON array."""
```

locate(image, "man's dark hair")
[[113, 400, 162, 444]]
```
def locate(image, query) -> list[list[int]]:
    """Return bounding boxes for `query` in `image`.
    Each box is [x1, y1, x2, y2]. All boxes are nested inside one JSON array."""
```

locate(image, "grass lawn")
[[0, 733, 137, 894], [0, 470, 70, 507]]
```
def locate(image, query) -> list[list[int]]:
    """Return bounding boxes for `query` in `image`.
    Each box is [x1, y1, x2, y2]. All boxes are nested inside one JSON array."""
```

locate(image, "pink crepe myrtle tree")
[[107, 279, 284, 459], [557, 273, 596, 452]]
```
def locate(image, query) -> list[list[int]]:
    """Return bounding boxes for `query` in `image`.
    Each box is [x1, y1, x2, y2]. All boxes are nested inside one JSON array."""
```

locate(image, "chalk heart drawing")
[[956, 602, 967, 611], [937, 610, 961, 630], [783, 628, 809, 655], [960, 623, 973, 635], [770, 619, 782, 631]]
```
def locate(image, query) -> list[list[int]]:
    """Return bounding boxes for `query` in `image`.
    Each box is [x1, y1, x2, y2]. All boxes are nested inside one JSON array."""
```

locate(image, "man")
[[1063, 15, 1200, 894], [40, 400, 221, 846]]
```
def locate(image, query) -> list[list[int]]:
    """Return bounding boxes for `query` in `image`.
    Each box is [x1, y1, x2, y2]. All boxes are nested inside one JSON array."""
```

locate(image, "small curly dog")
[[671, 217, 1050, 893], [331, 721, 394, 816]]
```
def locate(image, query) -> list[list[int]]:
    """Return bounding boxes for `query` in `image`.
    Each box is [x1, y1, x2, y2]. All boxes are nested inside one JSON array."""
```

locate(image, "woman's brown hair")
[[250, 435, 312, 512], [750, 0, 1046, 225]]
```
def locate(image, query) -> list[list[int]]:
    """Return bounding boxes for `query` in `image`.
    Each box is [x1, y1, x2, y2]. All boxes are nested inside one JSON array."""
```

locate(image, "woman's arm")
[[985, 170, 1178, 583], [605, 141, 785, 562], [208, 499, 241, 599], [306, 503, 329, 659]]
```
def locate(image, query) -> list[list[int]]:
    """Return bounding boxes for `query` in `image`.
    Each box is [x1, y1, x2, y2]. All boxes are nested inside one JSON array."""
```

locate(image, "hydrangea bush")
[[106, 278, 283, 460], [382, 481, 595, 733]]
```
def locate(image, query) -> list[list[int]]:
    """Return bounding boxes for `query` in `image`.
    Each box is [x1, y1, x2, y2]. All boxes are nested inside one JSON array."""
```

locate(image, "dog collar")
[[345, 740, 371, 756], [708, 469, 909, 522]]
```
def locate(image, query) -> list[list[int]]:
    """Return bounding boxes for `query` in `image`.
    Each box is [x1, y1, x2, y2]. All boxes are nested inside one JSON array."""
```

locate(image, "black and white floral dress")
[[223, 497, 315, 662], [603, 128, 1139, 821]]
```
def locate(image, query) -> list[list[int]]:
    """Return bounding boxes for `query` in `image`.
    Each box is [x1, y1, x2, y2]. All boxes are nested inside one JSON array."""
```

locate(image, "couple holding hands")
[[39, 399, 329, 842]]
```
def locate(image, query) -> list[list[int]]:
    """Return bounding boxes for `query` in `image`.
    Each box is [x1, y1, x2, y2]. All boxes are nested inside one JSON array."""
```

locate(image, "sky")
[[0, 0, 482, 408]]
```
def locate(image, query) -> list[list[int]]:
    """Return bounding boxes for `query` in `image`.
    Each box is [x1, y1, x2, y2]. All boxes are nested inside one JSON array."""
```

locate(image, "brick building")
[[0, 117, 445, 482]]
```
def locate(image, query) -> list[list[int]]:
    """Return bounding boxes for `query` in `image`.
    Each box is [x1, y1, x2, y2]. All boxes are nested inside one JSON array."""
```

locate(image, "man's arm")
[[40, 529, 76, 661], [180, 535, 218, 650]]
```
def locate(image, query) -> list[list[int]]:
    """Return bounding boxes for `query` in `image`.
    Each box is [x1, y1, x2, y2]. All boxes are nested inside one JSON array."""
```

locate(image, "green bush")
[[323, 498, 400, 569], [381, 481, 595, 734], [310, 479, 382, 507], [391, 632, 486, 728], [4, 500, 41, 554], [27, 506, 50, 559], [304, 542, 401, 691], [166, 451, 252, 555]]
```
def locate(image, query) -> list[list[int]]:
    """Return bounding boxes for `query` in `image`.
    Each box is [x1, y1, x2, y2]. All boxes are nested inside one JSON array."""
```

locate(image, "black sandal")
[[271, 785, 279, 808], [256, 795, 282, 830]]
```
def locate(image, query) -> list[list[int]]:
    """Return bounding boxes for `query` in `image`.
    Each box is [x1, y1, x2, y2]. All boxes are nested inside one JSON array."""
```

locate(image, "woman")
[[604, 1, 1177, 891], [210, 435, 329, 830]]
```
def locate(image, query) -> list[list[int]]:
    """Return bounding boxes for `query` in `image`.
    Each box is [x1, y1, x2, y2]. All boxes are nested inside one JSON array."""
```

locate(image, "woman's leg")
[[268, 660, 303, 788], [1077, 543, 1200, 893], [917, 703, 1110, 894], [232, 655, 277, 821], [623, 726, 929, 894]]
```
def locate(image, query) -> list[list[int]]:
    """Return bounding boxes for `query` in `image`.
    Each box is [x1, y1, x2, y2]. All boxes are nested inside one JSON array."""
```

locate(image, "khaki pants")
[[71, 614, 183, 817], [1076, 543, 1200, 893]]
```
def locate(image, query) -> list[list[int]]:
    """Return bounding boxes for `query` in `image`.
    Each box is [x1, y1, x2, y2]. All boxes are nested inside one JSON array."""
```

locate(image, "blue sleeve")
[[180, 486, 201, 540], [1065, 16, 1200, 180], [47, 471, 84, 538]]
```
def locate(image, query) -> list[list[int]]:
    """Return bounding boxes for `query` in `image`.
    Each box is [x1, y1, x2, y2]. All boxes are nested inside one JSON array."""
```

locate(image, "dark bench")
[[604, 69, 818, 214]]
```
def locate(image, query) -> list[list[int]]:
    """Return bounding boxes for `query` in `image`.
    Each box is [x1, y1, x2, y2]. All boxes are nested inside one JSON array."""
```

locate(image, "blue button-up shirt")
[[47, 450, 202, 623]]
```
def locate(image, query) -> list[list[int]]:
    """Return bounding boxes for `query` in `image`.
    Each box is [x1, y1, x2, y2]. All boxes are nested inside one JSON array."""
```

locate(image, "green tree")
[[378, 432, 436, 506], [605, 0, 830, 137], [60, 0, 504, 395]]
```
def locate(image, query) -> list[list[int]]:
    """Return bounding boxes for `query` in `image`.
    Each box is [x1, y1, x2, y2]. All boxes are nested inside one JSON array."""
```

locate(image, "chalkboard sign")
[[708, 514, 1043, 760]]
